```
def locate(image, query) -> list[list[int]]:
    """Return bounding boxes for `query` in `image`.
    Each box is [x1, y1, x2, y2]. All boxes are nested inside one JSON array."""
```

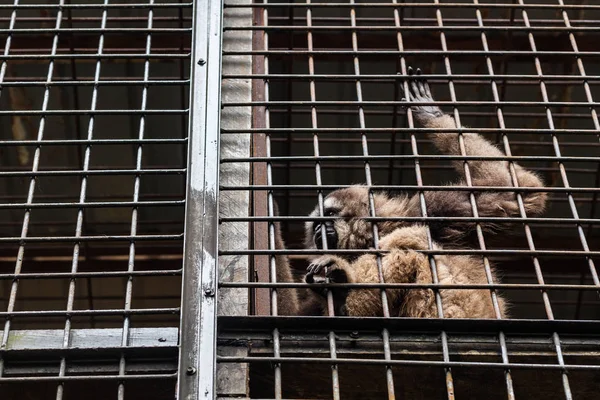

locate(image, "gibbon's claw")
[[306, 257, 335, 278]]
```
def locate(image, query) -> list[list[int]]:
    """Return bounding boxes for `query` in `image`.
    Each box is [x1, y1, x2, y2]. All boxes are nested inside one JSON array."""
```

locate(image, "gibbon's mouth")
[[313, 221, 338, 250]]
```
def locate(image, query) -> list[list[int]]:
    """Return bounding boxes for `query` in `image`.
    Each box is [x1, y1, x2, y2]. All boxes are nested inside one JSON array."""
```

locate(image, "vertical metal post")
[[177, 0, 224, 398]]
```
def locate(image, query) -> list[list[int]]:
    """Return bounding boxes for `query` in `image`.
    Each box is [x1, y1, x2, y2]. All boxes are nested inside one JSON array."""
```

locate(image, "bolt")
[[350, 331, 360, 339], [158, 337, 167, 343], [186, 366, 197, 375], [204, 288, 215, 297], [198, 58, 206, 66]]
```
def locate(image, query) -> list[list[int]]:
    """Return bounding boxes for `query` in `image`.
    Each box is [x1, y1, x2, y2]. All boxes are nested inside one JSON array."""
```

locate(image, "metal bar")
[[219, 282, 600, 291], [218, 316, 600, 335], [56, 1, 107, 397], [0, 0, 60, 382], [260, 2, 286, 398], [218, 356, 600, 371], [222, 2, 600, 10], [219, 249, 600, 257], [118, 2, 155, 398], [304, 1, 341, 399], [3, 327, 178, 351], [176, 0, 223, 397]]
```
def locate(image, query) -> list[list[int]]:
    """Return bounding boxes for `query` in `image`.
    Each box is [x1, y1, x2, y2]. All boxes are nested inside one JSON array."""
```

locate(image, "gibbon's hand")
[[401, 66, 444, 120], [305, 256, 351, 315], [305, 256, 350, 284]]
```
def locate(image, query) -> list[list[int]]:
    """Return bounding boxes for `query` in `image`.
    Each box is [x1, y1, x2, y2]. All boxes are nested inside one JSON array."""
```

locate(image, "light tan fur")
[[298, 68, 546, 318]]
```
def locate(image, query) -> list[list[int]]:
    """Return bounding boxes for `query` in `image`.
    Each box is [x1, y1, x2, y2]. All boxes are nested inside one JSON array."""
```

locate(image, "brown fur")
[[272, 203, 300, 316], [296, 70, 546, 318]]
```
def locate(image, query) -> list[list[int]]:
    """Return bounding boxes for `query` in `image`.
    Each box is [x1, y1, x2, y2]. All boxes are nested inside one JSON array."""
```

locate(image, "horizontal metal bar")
[[0, 234, 183, 243], [0, 109, 187, 116], [222, 73, 600, 81], [0, 28, 191, 34], [0, 168, 185, 177], [218, 316, 600, 335], [0, 308, 179, 318], [0, 3, 192, 9], [219, 282, 600, 291], [223, 50, 600, 57], [0, 138, 187, 146], [221, 128, 600, 137], [0, 80, 189, 87], [221, 126, 600, 135], [267, 109, 600, 120], [5, 361, 178, 377], [0, 373, 177, 383], [220, 185, 597, 194], [222, 100, 600, 107], [0, 200, 185, 209], [219, 355, 600, 371], [0, 269, 181, 280], [219, 216, 600, 225], [219, 249, 600, 257], [221, 155, 600, 163], [226, 25, 600, 32], [0, 53, 189, 60], [223, 2, 600, 10], [4, 327, 178, 351]]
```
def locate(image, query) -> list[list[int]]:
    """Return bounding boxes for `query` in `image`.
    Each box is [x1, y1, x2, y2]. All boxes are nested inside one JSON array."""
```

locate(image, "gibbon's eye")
[[323, 208, 338, 217]]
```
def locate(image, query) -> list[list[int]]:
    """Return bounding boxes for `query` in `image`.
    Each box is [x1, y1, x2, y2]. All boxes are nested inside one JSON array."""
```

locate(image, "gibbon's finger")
[[423, 80, 433, 98], [306, 260, 324, 276], [306, 262, 320, 276], [410, 80, 420, 100], [415, 81, 424, 97], [419, 81, 429, 98], [407, 66, 414, 76], [416, 67, 422, 76]]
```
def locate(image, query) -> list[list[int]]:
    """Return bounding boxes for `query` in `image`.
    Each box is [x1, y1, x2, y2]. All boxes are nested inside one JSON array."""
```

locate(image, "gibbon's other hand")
[[306, 256, 349, 282], [304, 256, 351, 315], [401, 66, 444, 121]]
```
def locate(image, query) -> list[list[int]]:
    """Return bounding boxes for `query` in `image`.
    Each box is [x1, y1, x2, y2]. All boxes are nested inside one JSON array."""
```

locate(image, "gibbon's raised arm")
[[403, 67, 547, 241]]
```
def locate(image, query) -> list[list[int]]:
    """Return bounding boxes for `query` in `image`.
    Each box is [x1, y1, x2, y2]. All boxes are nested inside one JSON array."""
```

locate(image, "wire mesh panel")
[[0, 1, 192, 398], [218, 0, 600, 399]]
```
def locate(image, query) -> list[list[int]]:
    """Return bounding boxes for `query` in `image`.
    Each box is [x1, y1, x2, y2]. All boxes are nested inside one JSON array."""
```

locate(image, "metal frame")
[[177, 0, 224, 398], [216, 1, 600, 399], [0, 0, 191, 398]]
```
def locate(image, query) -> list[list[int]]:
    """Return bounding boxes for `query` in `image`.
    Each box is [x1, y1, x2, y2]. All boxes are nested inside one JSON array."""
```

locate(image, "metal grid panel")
[[218, 0, 600, 399], [0, 1, 192, 398]]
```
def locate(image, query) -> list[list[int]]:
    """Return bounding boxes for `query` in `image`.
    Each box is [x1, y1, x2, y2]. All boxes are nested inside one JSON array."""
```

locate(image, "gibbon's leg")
[[403, 67, 547, 235]]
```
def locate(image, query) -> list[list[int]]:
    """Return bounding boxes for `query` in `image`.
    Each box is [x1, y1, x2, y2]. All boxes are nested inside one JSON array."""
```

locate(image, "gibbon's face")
[[305, 186, 376, 254]]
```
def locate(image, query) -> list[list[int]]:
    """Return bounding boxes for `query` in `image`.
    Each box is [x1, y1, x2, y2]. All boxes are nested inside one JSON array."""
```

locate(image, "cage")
[[0, 0, 599, 399]]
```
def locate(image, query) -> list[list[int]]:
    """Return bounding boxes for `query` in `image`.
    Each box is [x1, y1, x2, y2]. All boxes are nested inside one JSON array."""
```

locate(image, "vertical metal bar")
[[177, 0, 224, 397], [471, 1, 521, 398], [117, 1, 154, 399], [259, 2, 284, 398], [0, 0, 62, 379], [516, 1, 586, 398], [305, 1, 341, 399], [555, 0, 600, 307], [55, 2, 108, 399], [348, 2, 396, 399], [394, 2, 454, 398]]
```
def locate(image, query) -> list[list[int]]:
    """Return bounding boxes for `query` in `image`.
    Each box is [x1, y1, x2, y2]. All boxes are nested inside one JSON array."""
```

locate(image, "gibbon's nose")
[[314, 221, 338, 250]]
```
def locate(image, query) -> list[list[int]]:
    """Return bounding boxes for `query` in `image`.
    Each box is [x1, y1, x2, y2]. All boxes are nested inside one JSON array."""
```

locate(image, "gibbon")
[[294, 67, 547, 318]]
